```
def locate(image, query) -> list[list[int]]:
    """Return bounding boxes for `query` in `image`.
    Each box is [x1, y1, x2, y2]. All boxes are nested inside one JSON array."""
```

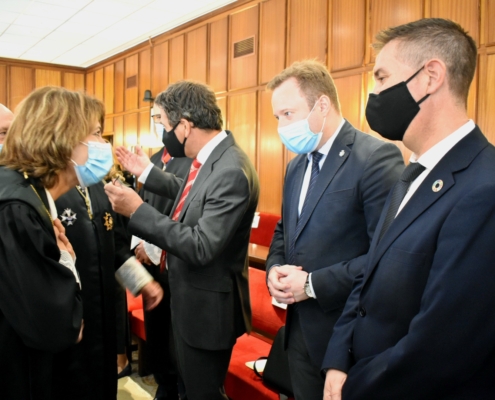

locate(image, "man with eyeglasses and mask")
[[265, 59, 404, 399], [323, 18, 495, 400]]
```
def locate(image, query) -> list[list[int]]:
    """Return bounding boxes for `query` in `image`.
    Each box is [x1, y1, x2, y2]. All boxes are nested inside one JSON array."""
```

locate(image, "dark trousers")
[[287, 310, 325, 400]]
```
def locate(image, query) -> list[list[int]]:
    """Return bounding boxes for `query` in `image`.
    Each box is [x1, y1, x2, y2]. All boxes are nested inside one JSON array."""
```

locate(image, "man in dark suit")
[[266, 60, 404, 399], [323, 18, 495, 400], [105, 81, 259, 400]]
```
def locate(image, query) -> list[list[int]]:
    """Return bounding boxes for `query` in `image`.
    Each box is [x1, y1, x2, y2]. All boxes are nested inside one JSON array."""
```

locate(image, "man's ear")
[[180, 118, 194, 138], [318, 95, 332, 117], [424, 59, 446, 95]]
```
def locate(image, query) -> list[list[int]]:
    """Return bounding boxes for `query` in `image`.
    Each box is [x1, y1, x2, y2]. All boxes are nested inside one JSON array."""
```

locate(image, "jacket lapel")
[[286, 155, 307, 243]]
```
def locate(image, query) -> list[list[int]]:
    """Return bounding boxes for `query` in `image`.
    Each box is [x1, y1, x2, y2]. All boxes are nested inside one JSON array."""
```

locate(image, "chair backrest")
[[248, 266, 286, 339], [249, 212, 280, 247]]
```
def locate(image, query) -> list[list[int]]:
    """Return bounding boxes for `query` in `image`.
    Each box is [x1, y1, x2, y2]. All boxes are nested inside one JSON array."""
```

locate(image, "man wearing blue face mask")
[[0, 104, 14, 153], [265, 60, 404, 399]]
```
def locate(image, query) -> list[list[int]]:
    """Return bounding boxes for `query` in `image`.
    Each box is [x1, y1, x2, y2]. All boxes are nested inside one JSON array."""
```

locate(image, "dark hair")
[[155, 81, 223, 131], [373, 18, 477, 105]]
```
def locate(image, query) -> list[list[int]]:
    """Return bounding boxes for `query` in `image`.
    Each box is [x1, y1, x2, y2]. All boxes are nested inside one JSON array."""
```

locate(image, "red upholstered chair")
[[225, 267, 293, 400], [249, 212, 281, 247], [126, 290, 148, 375]]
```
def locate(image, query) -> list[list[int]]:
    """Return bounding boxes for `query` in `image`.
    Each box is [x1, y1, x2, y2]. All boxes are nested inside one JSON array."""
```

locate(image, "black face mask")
[[162, 122, 187, 158], [365, 66, 429, 141]]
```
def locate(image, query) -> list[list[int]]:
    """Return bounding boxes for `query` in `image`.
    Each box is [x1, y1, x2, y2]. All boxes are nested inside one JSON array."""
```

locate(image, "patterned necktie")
[[288, 151, 323, 264], [161, 148, 171, 166], [160, 158, 202, 272], [378, 161, 426, 242]]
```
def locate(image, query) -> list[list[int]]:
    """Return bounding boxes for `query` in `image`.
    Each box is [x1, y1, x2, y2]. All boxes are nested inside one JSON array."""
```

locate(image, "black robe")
[[52, 182, 131, 400], [0, 167, 83, 400]]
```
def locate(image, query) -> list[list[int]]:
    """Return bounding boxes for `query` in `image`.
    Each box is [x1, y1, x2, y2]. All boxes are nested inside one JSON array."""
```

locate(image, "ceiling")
[[0, 0, 236, 68]]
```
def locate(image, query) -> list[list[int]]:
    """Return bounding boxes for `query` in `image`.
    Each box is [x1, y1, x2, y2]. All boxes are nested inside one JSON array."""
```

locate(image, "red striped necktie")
[[161, 149, 171, 165], [160, 158, 202, 272]]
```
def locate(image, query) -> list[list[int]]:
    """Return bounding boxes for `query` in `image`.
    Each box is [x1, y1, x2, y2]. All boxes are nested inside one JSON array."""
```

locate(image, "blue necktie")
[[289, 151, 323, 264]]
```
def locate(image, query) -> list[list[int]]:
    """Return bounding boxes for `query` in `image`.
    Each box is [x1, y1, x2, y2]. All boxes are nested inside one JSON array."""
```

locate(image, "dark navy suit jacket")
[[323, 126, 495, 399]]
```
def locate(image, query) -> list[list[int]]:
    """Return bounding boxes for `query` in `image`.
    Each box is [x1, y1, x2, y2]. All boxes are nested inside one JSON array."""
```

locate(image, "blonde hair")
[[0, 86, 92, 188], [267, 59, 341, 113]]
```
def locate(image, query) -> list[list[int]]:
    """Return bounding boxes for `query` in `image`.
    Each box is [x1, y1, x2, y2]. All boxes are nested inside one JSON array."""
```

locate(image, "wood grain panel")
[[152, 41, 169, 96], [10, 66, 33, 110], [103, 117, 114, 135], [258, 90, 284, 214], [35, 69, 61, 88], [138, 109, 153, 155], [125, 54, 139, 111], [478, 53, 495, 144], [331, 0, 366, 71], [333, 74, 362, 129], [229, 5, 259, 91], [467, 66, 477, 121], [139, 49, 151, 109], [104, 65, 114, 114], [260, 0, 286, 85], [186, 25, 207, 82], [63, 72, 84, 91], [124, 113, 138, 147], [209, 17, 228, 93], [94, 68, 104, 101], [0, 65, 7, 106], [86, 71, 94, 96], [369, 0, 423, 62], [430, 0, 479, 45], [114, 60, 124, 113], [113, 115, 124, 148], [74, 73, 84, 91], [228, 91, 257, 164], [486, 0, 495, 45], [169, 35, 185, 84], [288, 0, 328, 64], [217, 96, 227, 129]]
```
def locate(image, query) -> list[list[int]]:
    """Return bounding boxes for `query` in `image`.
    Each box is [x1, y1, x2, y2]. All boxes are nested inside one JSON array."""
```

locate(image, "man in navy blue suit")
[[323, 18, 495, 400], [266, 60, 404, 399]]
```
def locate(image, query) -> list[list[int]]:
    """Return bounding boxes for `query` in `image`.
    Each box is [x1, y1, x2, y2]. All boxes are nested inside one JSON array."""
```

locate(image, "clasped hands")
[[267, 264, 309, 304]]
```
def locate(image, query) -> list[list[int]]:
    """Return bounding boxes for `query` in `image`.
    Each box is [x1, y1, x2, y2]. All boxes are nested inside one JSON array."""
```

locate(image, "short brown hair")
[[155, 81, 223, 131], [0, 86, 92, 188], [267, 60, 341, 113], [85, 95, 105, 133], [372, 18, 477, 105]]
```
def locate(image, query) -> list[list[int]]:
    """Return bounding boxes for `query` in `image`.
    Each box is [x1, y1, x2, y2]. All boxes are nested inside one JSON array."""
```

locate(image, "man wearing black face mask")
[[323, 19, 495, 400]]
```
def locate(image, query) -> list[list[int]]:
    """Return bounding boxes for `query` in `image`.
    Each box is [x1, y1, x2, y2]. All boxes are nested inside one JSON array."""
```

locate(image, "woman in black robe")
[[0, 87, 111, 400]]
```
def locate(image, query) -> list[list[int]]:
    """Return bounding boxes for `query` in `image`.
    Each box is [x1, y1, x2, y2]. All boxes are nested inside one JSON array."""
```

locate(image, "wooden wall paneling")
[[331, 0, 366, 71], [74, 73, 84, 91], [0, 65, 7, 106], [258, 90, 284, 214], [209, 17, 228, 93], [103, 117, 114, 135], [229, 5, 259, 91], [186, 25, 208, 83], [287, 0, 328, 64], [477, 52, 495, 143], [217, 96, 227, 129], [333, 74, 363, 129], [10, 66, 33, 110], [369, 0, 423, 63], [139, 49, 151, 109], [169, 35, 185, 84], [86, 71, 95, 96], [228, 91, 257, 164], [124, 113, 138, 148], [484, 0, 495, 45], [35, 69, 61, 88], [259, 0, 286, 85], [94, 68, 104, 101], [114, 60, 125, 113], [125, 54, 139, 111], [138, 109, 152, 155], [63, 72, 84, 91], [152, 41, 169, 96], [104, 65, 114, 114], [429, 0, 479, 45], [467, 66, 478, 121], [113, 115, 124, 148]]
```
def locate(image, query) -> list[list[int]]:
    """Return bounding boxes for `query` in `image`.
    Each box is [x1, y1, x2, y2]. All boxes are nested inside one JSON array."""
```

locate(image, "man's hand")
[[135, 241, 152, 265], [279, 268, 309, 303], [104, 181, 143, 217], [324, 369, 347, 400], [140, 281, 164, 310], [267, 265, 303, 304], [115, 145, 151, 178], [76, 319, 84, 343], [53, 218, 75, 261]]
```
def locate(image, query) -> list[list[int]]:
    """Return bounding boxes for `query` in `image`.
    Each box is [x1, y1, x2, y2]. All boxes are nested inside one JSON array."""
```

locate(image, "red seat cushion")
[[250, 213, 280, 247], [130, 309, 146, 340]]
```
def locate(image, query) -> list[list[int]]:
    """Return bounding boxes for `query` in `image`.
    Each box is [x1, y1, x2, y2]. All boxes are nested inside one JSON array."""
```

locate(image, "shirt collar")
[[411, 120, 475, 171], [196, 130, 228, 165], [307, 118, 345, 160]]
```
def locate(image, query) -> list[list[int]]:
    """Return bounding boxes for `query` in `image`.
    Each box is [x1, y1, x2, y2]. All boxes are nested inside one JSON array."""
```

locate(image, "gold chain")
[[76, 186, 93, 220], [24, 172, 54, 226]]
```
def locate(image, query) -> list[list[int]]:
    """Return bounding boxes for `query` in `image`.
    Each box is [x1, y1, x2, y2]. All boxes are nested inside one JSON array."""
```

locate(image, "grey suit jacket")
[[128, 132, 259, 351], [266, 120, 404, 367]]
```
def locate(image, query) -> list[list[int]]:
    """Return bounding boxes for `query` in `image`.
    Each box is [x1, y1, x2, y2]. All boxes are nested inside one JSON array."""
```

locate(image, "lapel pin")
[[60, 208, 77, 226], [339, 150, 345, 157], [432, 179, 443, 192], [104, 212, 114, 231]]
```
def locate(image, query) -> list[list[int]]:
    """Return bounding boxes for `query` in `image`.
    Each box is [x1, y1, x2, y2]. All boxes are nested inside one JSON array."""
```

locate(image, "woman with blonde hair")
[[0, 86, 114, 399]]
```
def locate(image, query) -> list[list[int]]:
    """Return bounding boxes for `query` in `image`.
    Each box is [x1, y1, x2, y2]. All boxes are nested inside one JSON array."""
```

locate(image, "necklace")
[[76, 186, 93, 220], [24, 172, 54, 226]]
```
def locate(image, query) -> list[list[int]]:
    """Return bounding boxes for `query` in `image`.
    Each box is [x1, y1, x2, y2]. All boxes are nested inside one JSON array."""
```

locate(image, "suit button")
[[348, 348, 353, 355], [359, 307, 366, 317]]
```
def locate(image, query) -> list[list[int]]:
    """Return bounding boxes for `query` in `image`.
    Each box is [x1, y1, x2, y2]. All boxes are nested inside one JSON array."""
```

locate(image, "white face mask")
[[277, 98, 325, 154]]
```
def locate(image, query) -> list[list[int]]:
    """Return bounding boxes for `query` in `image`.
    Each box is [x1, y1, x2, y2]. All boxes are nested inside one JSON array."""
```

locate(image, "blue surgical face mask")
[[71, 141, 113, 188], [0, 144, 3, 153], [277, 98, 326, 154]]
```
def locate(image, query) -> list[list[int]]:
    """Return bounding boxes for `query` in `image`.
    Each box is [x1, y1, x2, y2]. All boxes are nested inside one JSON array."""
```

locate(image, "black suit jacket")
[[324, 126, 495, 399], [266, 120, 404, 367], [128, 132, 259, 351]]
